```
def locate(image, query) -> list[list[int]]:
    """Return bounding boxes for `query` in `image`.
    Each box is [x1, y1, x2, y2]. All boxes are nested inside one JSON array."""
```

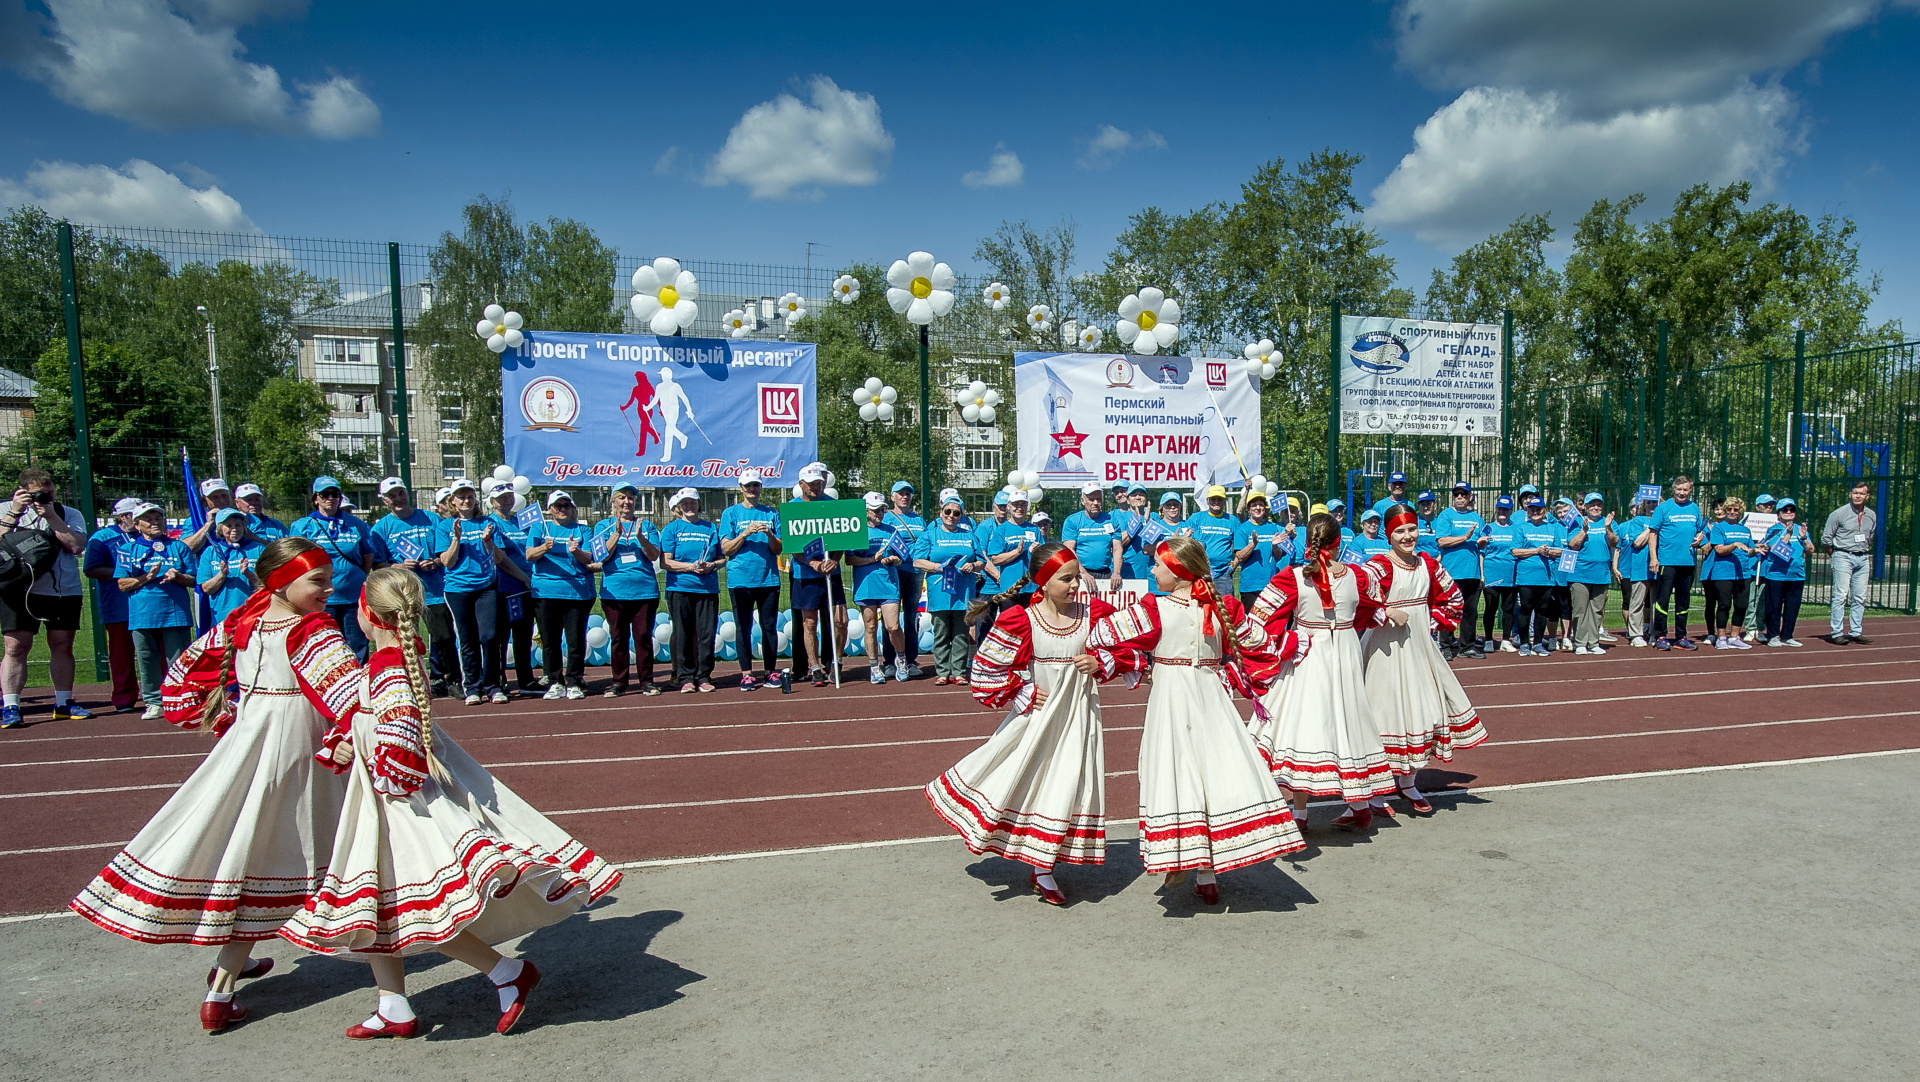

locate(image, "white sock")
[[488, 957, 525, 1011], [1369, 796, 1391, 810], [205, 989, 233, 1003], [2, 694, 17, 707], [1399, 782, 1426, 802], [1346, 800, 1371, 814], [54, 690, 71, 706], [361, 993, 414, 1028], [1034, 870, 1059, 892], [1195, 869, 1216, 886]]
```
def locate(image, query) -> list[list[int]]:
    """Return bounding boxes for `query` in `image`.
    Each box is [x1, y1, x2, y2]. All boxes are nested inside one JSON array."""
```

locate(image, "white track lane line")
[[0, 783, 178, 800]]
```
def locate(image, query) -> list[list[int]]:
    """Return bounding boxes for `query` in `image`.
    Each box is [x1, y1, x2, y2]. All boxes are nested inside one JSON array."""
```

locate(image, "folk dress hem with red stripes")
[[1360, 553, 1488, 768]]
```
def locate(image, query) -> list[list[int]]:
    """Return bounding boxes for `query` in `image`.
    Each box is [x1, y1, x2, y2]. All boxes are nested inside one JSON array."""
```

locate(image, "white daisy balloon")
[[1242, 338, 1279, 381], [722, 308, 752, 338], [981, 281, 1011, 310], [630, 257, 700, 336], [886, 251, 957, 325], [1026, 303, 1053, 335], [1077, 324, 1104, 350], [954, 380, 1001, 425], [1116, 287, 1181, 355], [832, 274, 861, 305], [474, 304, 523, 353], [777, 292, 806, 326], [852, 377, 898, 422]]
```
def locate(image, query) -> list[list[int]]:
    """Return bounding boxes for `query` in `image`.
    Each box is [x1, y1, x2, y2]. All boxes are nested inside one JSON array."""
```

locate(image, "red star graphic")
[[1051, 421, 1088, 456]]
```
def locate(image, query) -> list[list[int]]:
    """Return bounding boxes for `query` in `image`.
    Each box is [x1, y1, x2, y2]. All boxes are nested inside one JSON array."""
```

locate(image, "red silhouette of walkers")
[[620, 371, 662, 458]]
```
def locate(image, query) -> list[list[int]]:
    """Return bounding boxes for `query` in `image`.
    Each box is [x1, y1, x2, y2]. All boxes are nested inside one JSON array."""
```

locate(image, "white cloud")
[[1370, 84, 1801, 243], [704, 76, 893, 199], [654, 147, 681, 175], [0, 159, 260, 232], [170, 0, 308, 23], [6, 0, 378, 138], [961, 145, 1024, 189], [1076, 125, 1167, 170]]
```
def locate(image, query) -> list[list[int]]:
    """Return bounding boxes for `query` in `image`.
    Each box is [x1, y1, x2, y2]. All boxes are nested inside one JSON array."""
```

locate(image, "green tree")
[[244, 376, 336, 514], [974, 219, 1083, 348], [526, 218, 621, 334], [1425, 212, 1573, 389]]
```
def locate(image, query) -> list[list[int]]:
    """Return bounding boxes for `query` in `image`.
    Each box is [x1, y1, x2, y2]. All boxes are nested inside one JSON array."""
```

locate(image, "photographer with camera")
[[0, 468, 89, 727]]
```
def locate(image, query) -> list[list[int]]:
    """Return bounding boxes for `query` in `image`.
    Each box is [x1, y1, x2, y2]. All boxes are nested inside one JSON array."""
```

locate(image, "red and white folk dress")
[[1360, 552, 1486, 769], [1249, 563, 1399, 803], [70, 613, 361, 944], [925, 599, 1137, 867], [279, 648, 621, 955], [1089, 594, 1306, 873]]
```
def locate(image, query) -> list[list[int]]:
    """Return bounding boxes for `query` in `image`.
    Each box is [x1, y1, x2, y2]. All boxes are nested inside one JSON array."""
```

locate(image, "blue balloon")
[[531, 644, 544, 668], [588, 614, 605, 629]]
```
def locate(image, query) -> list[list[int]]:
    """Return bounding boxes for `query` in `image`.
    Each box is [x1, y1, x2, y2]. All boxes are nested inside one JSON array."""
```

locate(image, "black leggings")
[[730, 585, 780, 672], [1652, 566, 1696, 639], [1517, 584, 1555, 644], [1443, 578, 1482, 646], [1482, 585, 1516, 641], [495, 592, 536, 690], [1704, 579, 1748, 631], [537, 596, 592, 687]]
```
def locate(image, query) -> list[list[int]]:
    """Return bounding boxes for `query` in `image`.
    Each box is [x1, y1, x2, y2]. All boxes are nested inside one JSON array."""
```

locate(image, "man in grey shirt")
[[0, 468, 90, 726], [1820, 480, 1877, 645]]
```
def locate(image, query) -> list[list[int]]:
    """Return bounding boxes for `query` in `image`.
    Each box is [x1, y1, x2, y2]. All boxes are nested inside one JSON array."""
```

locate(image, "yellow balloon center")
[[911, 276, 932, 299], [1137, 309, 1157, 331], [659, 285, 679, 308]]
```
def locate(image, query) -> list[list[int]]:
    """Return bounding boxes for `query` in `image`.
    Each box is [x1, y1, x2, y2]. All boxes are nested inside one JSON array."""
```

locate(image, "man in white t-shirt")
[[0, 468, 90, 726]]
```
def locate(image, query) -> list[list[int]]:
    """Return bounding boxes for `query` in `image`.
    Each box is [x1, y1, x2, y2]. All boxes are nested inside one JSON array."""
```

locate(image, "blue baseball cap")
[[1158, 491, 1182, 507], [1452, 480, 1472, 492], [1417, 490, 1436, 503], [310, 475, 342, 494], [1387, 472, 1407, 484], [993, 490, 1011, 506], [1126, 482, 1147, 494], [1525, 496, 1545, 508], [1518, 483, 1540, 496], [1553, 496, 1573, 507], [1756, 493, 1775, 504], [1360, 508, 1381, 521], [891, 480, 914, 494], [612, 480, 641, 497], [1584, 492, 1604, 504], [1495, 495, 1514, 509], [1777, 497, 1798, 509], [212, 507, 247, 525], [1326, 498, 1346, 510]]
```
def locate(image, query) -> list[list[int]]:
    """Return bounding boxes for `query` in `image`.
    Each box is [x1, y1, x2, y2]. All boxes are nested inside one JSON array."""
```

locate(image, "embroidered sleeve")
[[162, 623, 232, 732], [1250, 570, 1299, 636], [969, 606, 1035, 711], [1425, 554, 1463, 631], [314, 719, 353, 774], [1083, 599, 1141, 681], [286, 614, 362, 727], [1220, 595, 1285, 699], [1087, 596, 1157, 682], [1352, 560, 1388, 630], [366, 654, 428, 797]]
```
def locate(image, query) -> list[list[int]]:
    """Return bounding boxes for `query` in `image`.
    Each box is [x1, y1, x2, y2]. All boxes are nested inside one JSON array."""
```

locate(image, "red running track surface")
[[4, 619, 1916, 918]]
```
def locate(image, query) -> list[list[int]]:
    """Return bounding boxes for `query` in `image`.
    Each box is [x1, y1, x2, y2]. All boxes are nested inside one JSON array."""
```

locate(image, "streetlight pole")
[[918, 324, 931, 505], [196, 305, 229, 481]]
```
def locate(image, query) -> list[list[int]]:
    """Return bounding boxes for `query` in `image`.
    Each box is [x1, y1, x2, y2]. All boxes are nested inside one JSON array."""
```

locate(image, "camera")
[[28, 491, 51, 504]]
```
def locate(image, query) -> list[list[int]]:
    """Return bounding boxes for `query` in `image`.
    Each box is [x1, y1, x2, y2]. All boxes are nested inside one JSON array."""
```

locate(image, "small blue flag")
[[515, 503, 541, 529], [1137, 517, 1168, 548], [1637, 484, 1663, 504]]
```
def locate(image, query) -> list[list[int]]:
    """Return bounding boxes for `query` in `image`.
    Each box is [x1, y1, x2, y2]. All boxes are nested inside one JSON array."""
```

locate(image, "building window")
[[963, 448, 1002, 474], [440, 442, 465, 477], [387, 438, 416, 466], [315, 337, 382, 385]]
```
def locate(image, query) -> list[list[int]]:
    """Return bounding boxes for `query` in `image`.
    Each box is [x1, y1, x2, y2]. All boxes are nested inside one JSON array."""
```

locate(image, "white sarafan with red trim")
[[71, 613, 360, 945], [1359, 552, 1486, 769]]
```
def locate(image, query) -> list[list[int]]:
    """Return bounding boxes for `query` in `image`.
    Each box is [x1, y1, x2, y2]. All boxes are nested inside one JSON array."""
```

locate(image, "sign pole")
[[1326, 300, 1341, 502], [58, 222, 106, 683], [388, 242, 412, 489], [1501, 308, 1513, 494], [918, 324, 931, 506]]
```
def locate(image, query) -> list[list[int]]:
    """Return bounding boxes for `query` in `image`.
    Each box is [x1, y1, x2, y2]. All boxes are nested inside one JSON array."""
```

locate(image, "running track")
[[4, 618, 1916, 918]]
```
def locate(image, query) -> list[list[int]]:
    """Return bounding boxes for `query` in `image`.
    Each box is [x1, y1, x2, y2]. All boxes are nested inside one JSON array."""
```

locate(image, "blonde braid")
[[363, 564, 451, 786]]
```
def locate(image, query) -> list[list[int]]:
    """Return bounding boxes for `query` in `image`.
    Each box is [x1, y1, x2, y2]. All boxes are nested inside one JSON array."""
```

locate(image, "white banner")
[[1014, 352, 1262, 492], [1338, 315, 1503, 437]]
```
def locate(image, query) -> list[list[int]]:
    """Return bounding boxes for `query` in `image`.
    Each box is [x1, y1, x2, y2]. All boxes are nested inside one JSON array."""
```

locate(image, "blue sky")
[[4, 1, 1917, 324]]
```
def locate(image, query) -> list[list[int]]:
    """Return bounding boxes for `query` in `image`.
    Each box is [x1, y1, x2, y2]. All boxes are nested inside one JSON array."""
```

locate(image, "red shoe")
[[200, 999, 247, 1033], [1331, 807, 1374, 832], [1194, 882, 1221, 906], [1401, 791, 1435, 815], [494, 960, 542, 1034], [206, 957, 274, 987], [1371, 800, 1396, 818], [345, 1013, 419, 1040], [1031, 871, 1066, 906]]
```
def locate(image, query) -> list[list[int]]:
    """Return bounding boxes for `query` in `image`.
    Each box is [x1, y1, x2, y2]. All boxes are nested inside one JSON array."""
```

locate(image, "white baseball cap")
[[134, 502, 165, 519], [1033, 511, 1051, 524], [1079, 481, 1103, 495], [449, 478, 478, 494], [546, 489, 574, 507], [112, 496, 142, 516], [671, 486, 700, 506], [200, 477, 229, 496], [863, 491, 885, 509], [378, 476, 407, 496], [738, 469, 763, 486], [433, 487, 452, 504], [233, 482, 262, 500], [486, 480, 513, 499], [1006, 488, 1030, 504], [797, 464, 826, 482]]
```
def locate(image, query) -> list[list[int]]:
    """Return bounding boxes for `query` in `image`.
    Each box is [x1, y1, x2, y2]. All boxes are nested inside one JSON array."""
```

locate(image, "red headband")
[[1155, 541, 1221, 636], [225, 547, 334, 652], [1384, 508, 1419, 535], [1027, 548, 1078, 608], [358, 595, 397, 632], [264, 548, 331, 592]]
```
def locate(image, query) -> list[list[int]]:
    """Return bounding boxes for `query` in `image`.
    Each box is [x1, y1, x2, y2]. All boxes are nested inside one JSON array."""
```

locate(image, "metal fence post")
[[1654, 319, 1669, 481], [1326, 300, 1341, 501], [57, 221, 107, 683], [1789, 328, 1806, 498], [1761, 353, 1775, 487], [1501, 308, 1513, 494], [918, 325, 931, 507], [388, 242, 412, 488]]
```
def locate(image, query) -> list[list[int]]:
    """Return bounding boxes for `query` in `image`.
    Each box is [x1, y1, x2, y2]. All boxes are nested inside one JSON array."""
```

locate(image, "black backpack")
[[0, 525, 62, 599]]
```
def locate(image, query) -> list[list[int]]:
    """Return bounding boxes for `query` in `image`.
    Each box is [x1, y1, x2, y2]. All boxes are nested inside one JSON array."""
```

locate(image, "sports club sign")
[[1012, 352, 1262, 492], [500, 331, 816, 488], [1338, 314, 1504, 436]]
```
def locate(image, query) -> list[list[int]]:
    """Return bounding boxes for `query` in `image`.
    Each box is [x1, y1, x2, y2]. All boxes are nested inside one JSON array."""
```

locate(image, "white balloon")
[[824, 487, 838, 499], [475, 318, 495, 338], [846, 616, 865, 639], [502, 327, 523, 349], [1244, 358, 1264, 376], [1265, 481, 1280, 498], [982, 389, 1001, 406], [1007, 471, 1023, 486], [586, 626, 610, 649], [825, 470, 836, 486], [653, 625, 672, 645], [864, 377, 883, 394], [878, 386, 897, 404], [502, 311, 523, 330], [1022, 471, 1041, 489], [1261, 362, 1275, 380], [1247, 474, 1265, 491], [968, 380, 987, 397], [487, 333, 507, 353], [851, 388, 869, 405], [492, 465, 514, 482], [875, 403, 895, 422], [719, 624, 737, 643], [952, 390, 969, 407], [859, 402, 879, 421], [962, 404, 981, 423], [513, 475, 532, 494], [484, 303, 505, 322], [793, 483, 805, 498], [978, 405, 996, 425]]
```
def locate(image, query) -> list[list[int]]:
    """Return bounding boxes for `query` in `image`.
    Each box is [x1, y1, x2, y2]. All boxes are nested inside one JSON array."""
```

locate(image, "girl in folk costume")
[[1088, 536, 1307, 906], [281, 567, 622, 1039], [1249, 513, 1398, 833], [1359, 505, 1486, 816], [70, 537, 362, 1033], [925, 544, 1140, 906]]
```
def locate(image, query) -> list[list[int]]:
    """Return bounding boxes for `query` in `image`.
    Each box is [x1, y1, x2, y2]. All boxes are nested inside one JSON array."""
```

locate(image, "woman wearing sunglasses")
[[912, 494, 987, 684]]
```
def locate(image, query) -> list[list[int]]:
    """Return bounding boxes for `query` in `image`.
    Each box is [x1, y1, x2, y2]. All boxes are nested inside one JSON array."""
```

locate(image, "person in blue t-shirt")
[[84, 497, 144, 714], [789, 463, 849, 688], [597, 480, 663, 696], [1232, 491, 1287, 609], [1564, 493, 1618, 654], [1759, 497, 1815, 646], [1544, 497, 1581, 651], [1703, 496, 1757, 650], [1327, 499, 1353, 540], [484, 481, 538, 698], [1118, 483, 1157, 581], [972, 489, 1041, 654], [370, 476, 457, 696], [912, 492, 985, 684], [1191, 485, 1240, 597], [1348, 509, 1392, 564], [882, 481, 926, 679], [1059, 482, 1121, 592], [1615, 497, 1656, 646], [233, 483, 286, 540], [718, 470, 783, 690], [1512, 497, 1568, 656], [1480, 496, 1521, 651], [973, 490, 1013, 592], [658, 487, 721, 692], [1414, 491, 1442, 560], [435, 479, 506, 704], [1641, 476, 1707, 649], [526, 489, 598, 698], [290, 475, 375, 661], [1371, 471, 1412, 518], [116, 504, 196, 715], [1432, 482, 1486, 658], [1143, 493, 1188, 596], [197, 508, 265, 623], [849, 492, 910, 685]]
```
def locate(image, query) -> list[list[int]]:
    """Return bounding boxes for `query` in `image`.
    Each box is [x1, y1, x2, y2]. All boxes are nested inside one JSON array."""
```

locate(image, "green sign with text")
[[779, 499, 868, 550]]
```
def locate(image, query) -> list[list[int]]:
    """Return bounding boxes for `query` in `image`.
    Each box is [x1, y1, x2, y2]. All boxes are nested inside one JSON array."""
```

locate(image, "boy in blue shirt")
[[116, 505, 196, 718], [196, 508, 265, 623], [1192, 484, 1240, 597], [597, 480, 664, 695], [526, 489, 598, 698], [882, 481, 926, 679], [1703, 496, 1756, 650], [1511, 497, 1567, 656], [1060, 481, 1121, 592], [719, 470, 783, 691], [1432, 482, 1486, 658], [1480, 496, 1521, 651], [659, 487, 721, 693], [1641, 476, 1707, 650], [1760, 497, 1814, 647], [84, 497, 144, 715]]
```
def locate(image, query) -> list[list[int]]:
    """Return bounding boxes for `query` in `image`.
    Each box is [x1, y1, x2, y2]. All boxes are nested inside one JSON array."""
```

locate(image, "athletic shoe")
[[1709, 637, 1724, 648], [1631, 636, 1648, 648], [906, 664, 924, 678], [810, 668, 828, 688], [1559, 638, 1574, 652], [739, 673, 758, 692], [1785, 638, 1804, 647], [604, 685, 625, 697], [1598, 633, 1620, 644], [869, 667, 887, 685], [1439, 643, 1457, 661], [543, 685, 566, 700], [641, 684, 662, 696], [1743, 630, 1761, 643], [52, 703, 93, 720], [1574, 646, 1592, 655], [698, 682, 716, 693], [1500, 640, 1518, 654], [1830, 633, 1850, 645], [1767, 637, 1785, 647], [565, 686, 584, 700], [0, 705, 22, 728], [491, 690, 511, 704], [1852, 634, 1874, 645], [464, 693, 483, 706], [1730, 638, 1753, 650], [1655, 638, 1672, 651], [1464, 645, 1485, 659], [1675, 637, 1699, 650], [141, 703, 164, 720], [681, 682, 697, 694], [895, 663, 910, 683]]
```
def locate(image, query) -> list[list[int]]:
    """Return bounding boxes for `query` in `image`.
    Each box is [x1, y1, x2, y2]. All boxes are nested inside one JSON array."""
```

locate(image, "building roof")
[[299, 281, 435, 332], [0, 368, 40, 401]]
